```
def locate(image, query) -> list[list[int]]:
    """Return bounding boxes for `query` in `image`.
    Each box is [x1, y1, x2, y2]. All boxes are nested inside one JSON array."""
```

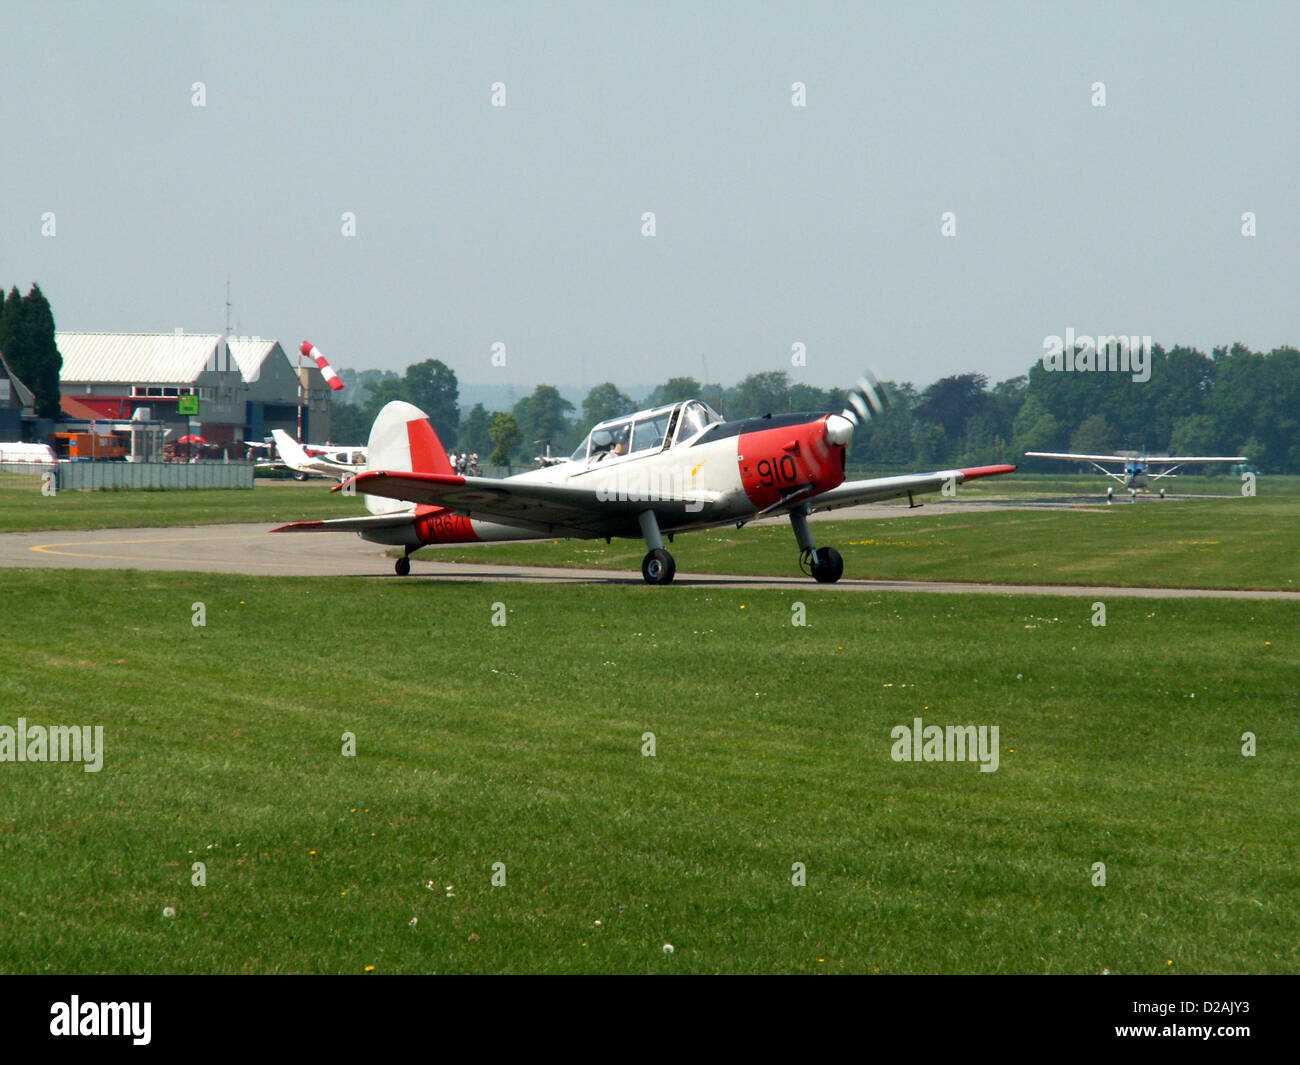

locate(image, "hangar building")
[[55, 333, 333, 448]]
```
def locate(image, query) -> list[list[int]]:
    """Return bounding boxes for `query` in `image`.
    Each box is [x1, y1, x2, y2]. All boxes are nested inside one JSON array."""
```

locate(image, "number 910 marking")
[[757, 455, 798, 487]]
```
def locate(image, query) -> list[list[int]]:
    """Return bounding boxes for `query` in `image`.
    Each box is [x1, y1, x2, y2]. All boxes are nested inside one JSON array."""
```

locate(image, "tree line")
[[335, 343, 1297, 472], [4, 284, 1289, 473]]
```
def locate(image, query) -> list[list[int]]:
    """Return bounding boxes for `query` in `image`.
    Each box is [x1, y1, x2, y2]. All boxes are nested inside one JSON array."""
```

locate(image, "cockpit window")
[[589, 419, 633, 459], [674, 401, 722, 444], [630, 410, 673, 453], [575, 403, 710, 464]]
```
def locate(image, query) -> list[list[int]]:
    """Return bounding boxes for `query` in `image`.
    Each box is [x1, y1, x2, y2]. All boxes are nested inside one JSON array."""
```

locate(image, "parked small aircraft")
[[274, 380, 1015, 583], [261, 429, 368, 481], [1025, 450, 1247, 502]]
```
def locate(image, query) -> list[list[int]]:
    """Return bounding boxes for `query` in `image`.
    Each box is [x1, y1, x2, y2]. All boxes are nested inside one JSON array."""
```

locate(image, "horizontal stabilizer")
[[271, 512, 416, 533]]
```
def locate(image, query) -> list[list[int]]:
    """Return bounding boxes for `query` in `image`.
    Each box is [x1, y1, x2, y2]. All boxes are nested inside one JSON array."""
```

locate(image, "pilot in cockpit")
[[591, 424, 629, 461]]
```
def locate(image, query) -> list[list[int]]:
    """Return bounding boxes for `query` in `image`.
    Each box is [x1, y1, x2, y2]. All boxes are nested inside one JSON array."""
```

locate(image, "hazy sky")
[[3, 1, 1296, 393]]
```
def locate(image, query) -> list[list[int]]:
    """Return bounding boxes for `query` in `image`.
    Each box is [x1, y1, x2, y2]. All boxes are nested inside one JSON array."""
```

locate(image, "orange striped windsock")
[[300, 341, 345, 391]]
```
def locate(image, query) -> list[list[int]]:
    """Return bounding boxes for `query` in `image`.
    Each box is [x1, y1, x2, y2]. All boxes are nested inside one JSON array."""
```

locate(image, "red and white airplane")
[[273, 380, 1015, 583]]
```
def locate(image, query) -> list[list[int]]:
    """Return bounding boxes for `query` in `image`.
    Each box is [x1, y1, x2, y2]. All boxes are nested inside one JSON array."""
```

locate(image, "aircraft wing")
[[337, 470, 712, 535], [272, 512, 416, 533], [1139, 455, 1248, 465], [804, 464, 1017, 513], [1024, 451, 1132, 464]]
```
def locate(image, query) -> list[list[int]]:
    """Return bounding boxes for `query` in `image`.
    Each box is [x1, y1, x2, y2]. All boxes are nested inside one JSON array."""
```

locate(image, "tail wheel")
[[641, 548, 675, 585], [811, 546, 844, 584], [395, 555, 411, 577]]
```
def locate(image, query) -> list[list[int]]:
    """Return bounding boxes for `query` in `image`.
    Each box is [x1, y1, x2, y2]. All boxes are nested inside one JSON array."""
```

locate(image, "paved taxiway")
[[1, 520, 1294, 599]]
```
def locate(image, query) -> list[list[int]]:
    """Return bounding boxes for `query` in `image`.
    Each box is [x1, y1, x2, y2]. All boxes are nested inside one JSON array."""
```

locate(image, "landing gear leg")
[[638, 510, 675, 585], [791, 505, 843, 583], [395, 550, 412, 577]]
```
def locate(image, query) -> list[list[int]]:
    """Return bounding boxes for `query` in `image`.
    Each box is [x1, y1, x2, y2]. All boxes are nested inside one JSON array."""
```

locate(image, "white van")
[[0, 442, 57, 463]]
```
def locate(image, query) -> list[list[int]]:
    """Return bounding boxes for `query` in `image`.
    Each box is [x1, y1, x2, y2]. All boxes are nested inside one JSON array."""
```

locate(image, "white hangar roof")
[[56, 333, 294, 385], [57, 332, 227, 385]]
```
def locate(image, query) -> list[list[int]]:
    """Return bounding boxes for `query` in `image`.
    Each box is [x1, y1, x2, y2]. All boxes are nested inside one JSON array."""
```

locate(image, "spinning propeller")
[[825, 371, 889, 447]]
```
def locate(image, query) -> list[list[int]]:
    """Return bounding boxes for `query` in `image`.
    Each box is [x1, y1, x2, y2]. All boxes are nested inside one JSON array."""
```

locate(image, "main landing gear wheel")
[[395, 555, 411, 577], [810, 546, 844, 584], [641, 548, 676, 585]]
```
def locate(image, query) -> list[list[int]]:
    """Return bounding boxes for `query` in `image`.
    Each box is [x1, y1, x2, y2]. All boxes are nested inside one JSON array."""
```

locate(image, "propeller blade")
[[840, 371, 888, 426]]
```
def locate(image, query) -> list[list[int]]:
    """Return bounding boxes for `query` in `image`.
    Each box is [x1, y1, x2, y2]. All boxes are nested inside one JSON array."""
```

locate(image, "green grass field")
[[0, 473, 366, 532], [2, 472, 1287, 535], [422, 497, 1299, 591], [849, 471, 1290, 499], [0, 570, 1294, 974]]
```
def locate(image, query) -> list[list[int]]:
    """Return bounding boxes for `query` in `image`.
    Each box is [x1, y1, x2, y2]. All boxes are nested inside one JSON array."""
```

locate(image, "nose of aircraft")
[[824, 413, 856, 447]]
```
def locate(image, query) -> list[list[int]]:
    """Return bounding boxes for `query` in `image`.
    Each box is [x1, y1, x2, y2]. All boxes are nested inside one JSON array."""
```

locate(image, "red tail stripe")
[[407, 419, 453, 475]]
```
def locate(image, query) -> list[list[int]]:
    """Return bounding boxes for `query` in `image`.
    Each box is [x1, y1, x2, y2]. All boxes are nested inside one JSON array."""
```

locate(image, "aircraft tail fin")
[[364, 401, 453, 515], [271, 429, 313, 473]]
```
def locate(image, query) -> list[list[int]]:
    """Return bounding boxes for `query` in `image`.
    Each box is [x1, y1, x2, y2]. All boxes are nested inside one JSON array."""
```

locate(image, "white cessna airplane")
[[1026, 449, 1247, 502], [274, 380, 1015, 583], [263, 429, 368, 481]]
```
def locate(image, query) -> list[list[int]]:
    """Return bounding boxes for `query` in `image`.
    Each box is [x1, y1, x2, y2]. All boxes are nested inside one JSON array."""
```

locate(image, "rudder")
[[364, 401, 453, 514]]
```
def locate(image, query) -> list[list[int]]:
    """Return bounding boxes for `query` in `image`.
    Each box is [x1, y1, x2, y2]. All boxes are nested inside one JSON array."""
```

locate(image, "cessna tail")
[[269, 429, 368, 481]]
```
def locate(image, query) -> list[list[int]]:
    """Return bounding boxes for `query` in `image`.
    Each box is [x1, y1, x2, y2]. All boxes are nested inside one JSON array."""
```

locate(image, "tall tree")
[[914, 373, 990, 443], [362, 377, 407, 423], [354, 369, 399, 406], [1168, 414, 1220, 457], [582, 382, 633, 427], [403, 359, 459, 446], [989, 375, 1028, 441], [488, 411, 521, 466], [727, 371, 790, 419], [513, 385, 575, 452], [1012, 395, 1064, 457], [460, 403, 493, 456], [643, 376, 702, 407], [0, 284, 63, 418], [788, 383, 849, 413], [1069, 413, 1116, 455]]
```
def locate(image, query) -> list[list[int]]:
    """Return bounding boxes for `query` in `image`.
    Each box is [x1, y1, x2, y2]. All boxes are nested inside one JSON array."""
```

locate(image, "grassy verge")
[[857, 472, 1294, 499], [420, 498, 1299, 591], [0, 474, 364, 532], [0, 570, 1293, 973]]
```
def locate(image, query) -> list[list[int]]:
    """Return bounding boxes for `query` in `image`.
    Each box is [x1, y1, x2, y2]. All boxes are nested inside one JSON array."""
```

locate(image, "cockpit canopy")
[[569, 400, 723, 463]]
